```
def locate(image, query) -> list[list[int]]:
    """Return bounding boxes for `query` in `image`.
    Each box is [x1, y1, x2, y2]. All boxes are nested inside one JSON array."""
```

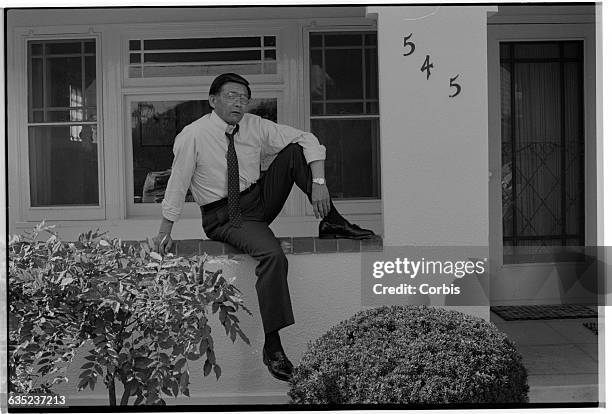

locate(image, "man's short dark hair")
[[209, 73, 251, 98]]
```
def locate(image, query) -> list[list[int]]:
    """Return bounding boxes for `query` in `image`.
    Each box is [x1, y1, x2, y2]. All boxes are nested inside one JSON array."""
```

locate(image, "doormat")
[[491, 304, 597, 321], [583, 322, 598, 335]]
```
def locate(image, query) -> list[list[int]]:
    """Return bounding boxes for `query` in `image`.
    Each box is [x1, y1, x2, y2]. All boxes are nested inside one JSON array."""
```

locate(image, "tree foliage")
[[8, 222, 251, 405], [289, 305, 528, 405]]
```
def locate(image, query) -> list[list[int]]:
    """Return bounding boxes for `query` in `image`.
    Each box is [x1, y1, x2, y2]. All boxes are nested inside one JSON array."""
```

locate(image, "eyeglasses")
[[222, 91, 251, 105]]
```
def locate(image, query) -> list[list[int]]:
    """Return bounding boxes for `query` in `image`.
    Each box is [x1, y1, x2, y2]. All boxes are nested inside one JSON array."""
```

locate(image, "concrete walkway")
[[490, 312, 601, 404]]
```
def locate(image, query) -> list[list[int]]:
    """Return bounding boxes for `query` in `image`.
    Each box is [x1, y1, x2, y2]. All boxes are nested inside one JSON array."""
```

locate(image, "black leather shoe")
[[263, 348, 294, 382], [319, 220, 375, 240]]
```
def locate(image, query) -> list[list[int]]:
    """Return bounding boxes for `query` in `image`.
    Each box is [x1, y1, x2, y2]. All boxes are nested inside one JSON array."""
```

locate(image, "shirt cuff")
[[161, 199, 181, 223], [303, 143, 326, 164]]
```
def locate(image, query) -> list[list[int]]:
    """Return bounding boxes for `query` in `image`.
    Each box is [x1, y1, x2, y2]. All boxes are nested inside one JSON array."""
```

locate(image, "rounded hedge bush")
[[288, 306, 528, 405]]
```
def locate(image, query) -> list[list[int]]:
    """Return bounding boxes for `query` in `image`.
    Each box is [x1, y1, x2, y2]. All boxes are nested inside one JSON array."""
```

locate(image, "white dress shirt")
[[161, 110, 326, 222]]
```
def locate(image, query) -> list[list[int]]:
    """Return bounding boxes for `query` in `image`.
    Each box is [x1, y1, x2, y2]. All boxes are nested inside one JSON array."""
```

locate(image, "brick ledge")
[[151, 235, 383, 256]]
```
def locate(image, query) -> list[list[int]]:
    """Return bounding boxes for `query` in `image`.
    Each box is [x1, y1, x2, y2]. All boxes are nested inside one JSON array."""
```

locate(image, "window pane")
[[144, 37, 261, 50], [46, 109, 84, 122], [325, 49, 363, 99], [84, 41, 95, 54], [46, 42, 81, 55], [324, 33, 362, 47], [310, 49, 324, 100], [29, 58, 44, 117], [264, 50, 276, 60], [310, 31, 379, 116], [365, 48, 379, 102], [132, 99, 277, 203], [366, 102, 379, 113], [141, 62, 265, 77], [311, 102, 323, 116], [311, 119, 380, 199], [514, 42, 560, 59], [84, 56, 97, 110], [563, 41, 581, 58], [46, 57, 83, 108], [325, 102, 363, 115], [144, 50, 262, 63], [264, 36, 276, 47], [564, 61, 584, 240], [129, 40, 141, 51], [30, 42, 43, 55], [28, 125, 99, 206], [32, 111, 44, 123], [500, 43, 511, 59]]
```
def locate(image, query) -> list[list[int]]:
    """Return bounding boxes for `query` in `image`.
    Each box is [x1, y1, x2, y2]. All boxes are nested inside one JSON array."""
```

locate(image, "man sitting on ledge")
[[154, 73, 374, 382]]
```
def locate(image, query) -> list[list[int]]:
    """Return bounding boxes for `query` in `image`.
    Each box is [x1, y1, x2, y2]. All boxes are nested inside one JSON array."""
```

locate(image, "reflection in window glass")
[[132, 99, 277, 203]]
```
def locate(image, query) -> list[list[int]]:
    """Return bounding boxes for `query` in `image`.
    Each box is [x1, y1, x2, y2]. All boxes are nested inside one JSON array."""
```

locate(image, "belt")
[[200, 183, 258, 214]]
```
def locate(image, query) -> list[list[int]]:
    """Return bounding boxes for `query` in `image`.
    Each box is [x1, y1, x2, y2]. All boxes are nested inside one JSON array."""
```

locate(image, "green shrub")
[[9, 222, 251, 405], [288, 305, 528, 405]]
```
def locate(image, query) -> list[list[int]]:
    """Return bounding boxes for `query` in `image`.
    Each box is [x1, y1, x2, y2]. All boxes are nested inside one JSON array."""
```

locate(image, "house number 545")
[[402, 33, 462, 98]]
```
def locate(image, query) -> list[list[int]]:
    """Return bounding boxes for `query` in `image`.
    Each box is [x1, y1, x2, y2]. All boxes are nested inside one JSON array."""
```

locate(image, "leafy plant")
[[289, 305, 528, 405], [8, 222, 251, 406]]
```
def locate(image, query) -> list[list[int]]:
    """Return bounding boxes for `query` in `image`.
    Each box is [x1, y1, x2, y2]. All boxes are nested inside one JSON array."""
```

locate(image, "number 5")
[[449, 74, 461, 98], [403, 33, 415, 56]]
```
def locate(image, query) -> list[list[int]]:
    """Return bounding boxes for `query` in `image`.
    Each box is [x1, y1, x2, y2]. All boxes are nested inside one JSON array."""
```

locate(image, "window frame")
[[120, 24, 285, 89], [15, 31, 105, 222], [302, 25, 382, 217]]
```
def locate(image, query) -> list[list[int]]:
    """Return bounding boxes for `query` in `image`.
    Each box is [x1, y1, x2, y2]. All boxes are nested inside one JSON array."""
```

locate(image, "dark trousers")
[[200, 143, 313, 334]]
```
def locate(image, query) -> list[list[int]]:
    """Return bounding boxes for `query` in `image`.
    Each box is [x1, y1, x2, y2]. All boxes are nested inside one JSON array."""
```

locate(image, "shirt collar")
[[210, 110, 229, 129]]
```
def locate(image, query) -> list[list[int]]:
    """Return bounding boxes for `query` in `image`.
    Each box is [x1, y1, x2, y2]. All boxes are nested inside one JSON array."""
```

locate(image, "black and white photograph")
[[3, 1, 609, 412]]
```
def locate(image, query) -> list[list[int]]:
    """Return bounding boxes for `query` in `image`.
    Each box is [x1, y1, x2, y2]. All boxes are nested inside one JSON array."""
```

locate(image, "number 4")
[[421, 55, 433, 80]]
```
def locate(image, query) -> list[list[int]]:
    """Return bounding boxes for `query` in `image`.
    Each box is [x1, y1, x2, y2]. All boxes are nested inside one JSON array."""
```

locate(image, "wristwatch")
[[312, 178, 326, 185]]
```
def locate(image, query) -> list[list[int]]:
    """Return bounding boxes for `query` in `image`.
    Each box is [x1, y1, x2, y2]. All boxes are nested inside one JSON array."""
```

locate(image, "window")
[[128, 35, 277, 78], [500, 41, 585, 261], [27, 39, 101, 208], [309, 32, 380, 200], [129, 97, 277, 206]]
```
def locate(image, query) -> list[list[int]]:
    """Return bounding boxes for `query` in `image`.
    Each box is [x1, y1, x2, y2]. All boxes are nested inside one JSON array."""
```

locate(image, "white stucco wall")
[[369, 6, 495, 320], [370, 5, 494, 246]]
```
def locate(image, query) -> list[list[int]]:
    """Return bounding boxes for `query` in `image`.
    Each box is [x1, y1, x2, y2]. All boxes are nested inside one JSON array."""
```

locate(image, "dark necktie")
[[225, 124, 241, 227]]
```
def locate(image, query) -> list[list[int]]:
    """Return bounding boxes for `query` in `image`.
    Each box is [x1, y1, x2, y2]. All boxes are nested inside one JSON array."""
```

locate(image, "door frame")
[[487, 21, 598, 305]]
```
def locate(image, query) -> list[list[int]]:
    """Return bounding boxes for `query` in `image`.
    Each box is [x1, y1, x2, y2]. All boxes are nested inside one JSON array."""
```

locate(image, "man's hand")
[[311, 183, 331, 219], [154, 232, 174, 255]]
